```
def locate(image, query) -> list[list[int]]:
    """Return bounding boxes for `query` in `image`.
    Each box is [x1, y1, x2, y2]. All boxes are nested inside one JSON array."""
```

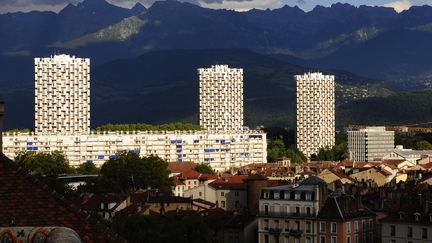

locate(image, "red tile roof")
[[177, 168, 218, 180], [208, 175, 248, 190], [0, 154, 125, 243], [167, 162, 198, 174]]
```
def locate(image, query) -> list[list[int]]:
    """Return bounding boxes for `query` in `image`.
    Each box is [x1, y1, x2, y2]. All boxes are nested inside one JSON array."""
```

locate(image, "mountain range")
[[1, 0, 432, 129]]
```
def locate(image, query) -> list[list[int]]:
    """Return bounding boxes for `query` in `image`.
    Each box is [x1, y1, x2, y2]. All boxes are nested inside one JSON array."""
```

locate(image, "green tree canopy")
[[416, 140, 432, 150], [95, 123, 202, 132], [14, 151, 72, 176], [193, 163, 216, 174], [100, 152, 173, 193], [267, 138, 287, 162], [76, 162, 100, 174]]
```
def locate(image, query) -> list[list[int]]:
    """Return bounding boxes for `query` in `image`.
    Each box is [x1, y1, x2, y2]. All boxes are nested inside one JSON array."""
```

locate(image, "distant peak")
[[131, 2, 146, 13], [80, 0, 110, 7]]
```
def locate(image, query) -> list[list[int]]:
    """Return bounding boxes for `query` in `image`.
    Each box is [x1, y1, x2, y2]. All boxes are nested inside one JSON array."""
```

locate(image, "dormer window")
[[264, 192, 269, 199], [430, 214, 432, 223], [414, 213, 421, 222], [399, 212, 405, 220], [306, 192, 312, 200], [295, 192, 300, 200], [274, 192, 280, 199]]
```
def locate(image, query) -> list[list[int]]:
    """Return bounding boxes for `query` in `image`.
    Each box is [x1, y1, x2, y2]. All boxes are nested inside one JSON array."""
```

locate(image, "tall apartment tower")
[[35, 54, 90, 135], [348, 126, 395, 162], [198, 65, 244, 131], [296, 72, 335, 158]]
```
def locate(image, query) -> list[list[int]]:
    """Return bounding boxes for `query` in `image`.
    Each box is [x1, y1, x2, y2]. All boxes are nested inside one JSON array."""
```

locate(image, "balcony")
[[284, 229, 303, 237], [269, 228, 282, 235]]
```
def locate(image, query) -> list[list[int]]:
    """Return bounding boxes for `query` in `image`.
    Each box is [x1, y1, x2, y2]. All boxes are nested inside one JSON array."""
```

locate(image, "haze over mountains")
[[1, 0, 432, 129]]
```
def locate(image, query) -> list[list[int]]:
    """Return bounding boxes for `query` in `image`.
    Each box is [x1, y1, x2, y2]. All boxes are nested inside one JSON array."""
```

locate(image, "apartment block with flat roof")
[[34, 54, 90, 135], [296, 72, 335, 159], [198, 65, 244, 131]]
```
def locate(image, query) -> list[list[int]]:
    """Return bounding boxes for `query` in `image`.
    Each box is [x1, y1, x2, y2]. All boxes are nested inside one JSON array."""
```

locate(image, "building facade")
[[381, 212, 432, 243], [348, 126, 394, 162], [35, 54, 90, 135], [296, 72, 335, 159], [3, 130, 267, 172], [258, 177, 328, 243], [198, 65, 244, 131]]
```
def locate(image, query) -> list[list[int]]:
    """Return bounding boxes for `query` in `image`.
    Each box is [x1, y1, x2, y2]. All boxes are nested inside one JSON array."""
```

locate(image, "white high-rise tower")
[[198, 65, 244, 131], [295, 72, 335, 158], [34, 54, 90, 135]]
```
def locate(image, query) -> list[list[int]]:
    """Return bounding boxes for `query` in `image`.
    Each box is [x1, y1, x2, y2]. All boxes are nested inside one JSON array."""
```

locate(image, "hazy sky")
[[1, 0, 431, 13]]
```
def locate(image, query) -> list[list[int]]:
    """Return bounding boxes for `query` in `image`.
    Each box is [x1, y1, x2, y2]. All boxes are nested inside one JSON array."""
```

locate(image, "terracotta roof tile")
[[0, 154, 125, 242]]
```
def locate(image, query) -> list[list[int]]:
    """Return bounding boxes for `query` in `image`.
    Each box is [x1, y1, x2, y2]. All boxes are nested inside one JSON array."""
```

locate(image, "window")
[[285, 236, 289, 243], [408, 226, 413, 238], [390, 240, 396, 243], [221, 191, 225, 197], [355, 235, 358, 243], [295, 192, 300, 200], [347, 222, 351, 233], [306, 207, 311, 216], [320, 236, 325, 243], [295, 221, 300, 231], [264, 234, 269, 243], [422, 228, 428, 239], [306, 221, 311, 233], [264, 219, 269, 230], [306, 237, 311, 243], [369, 220, 373, 230], [221, 200, 226, 208], [274, 192, 280, 199], [354, 221, 359, 233], [306, 192, 312, 200], [285, 206, 290, 216], [264, 192, 269, 199], [274, 220, 279, 230], [295, 207, 300, 216], [295, 239, 300, 243], [199, 192, 202, 197], [390, 225, 395, 236], [331, 236, 337, 243], [320, 222, 326, 233], [331, 223, 337, 233], [264, 205, 269, 215], [347, 236, 351, 243], [285, 220, 289, 231], [234, 191, 239, 197]]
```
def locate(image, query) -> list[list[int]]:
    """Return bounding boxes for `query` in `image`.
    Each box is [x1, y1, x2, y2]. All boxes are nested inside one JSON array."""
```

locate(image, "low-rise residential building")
[[3, 130, 267, 172], [258, 177, 328, 243], [350, 168, 394, 187], [317, 190, 376, 243], [385, 146, 432, 165], [381, 212, 432, 243]]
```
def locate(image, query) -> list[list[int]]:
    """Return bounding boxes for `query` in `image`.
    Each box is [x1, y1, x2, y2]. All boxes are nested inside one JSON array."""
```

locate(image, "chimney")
[[0, 102, 4, 154]]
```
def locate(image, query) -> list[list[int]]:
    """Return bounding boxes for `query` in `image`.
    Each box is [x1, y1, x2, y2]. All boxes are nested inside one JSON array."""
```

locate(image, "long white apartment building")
[[198, 65, 244, 131], [296, 72, 335, 158], [348, 126, 395, 162], [3, 130, 267, 172], [35, 54, 90, 135]]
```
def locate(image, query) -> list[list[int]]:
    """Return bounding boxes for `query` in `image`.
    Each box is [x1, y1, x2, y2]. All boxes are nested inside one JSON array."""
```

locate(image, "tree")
[[194, 163, 216, 174], [286, 146, 306, 164], [416, 140, 432, 150], [267, 138, 287, 162], [14, 151, 72, 176], [99, 152, 173, 193], [76, 162, 100, 174]]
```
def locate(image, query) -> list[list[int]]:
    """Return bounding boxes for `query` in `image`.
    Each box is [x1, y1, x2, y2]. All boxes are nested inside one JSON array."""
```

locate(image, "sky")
[[1, 0, 432, 14]]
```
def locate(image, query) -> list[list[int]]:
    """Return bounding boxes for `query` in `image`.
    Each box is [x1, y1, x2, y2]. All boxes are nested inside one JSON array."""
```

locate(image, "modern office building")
[[198, 65, 244, 131], [296, 72, 335, 158], [3, 130, 267, 172], [34, 54, 90, 135], [348, 126, 395, 162]]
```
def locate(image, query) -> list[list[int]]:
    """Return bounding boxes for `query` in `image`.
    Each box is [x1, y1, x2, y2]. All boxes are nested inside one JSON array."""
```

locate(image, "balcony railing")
[[259, 212, 315, 218]]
